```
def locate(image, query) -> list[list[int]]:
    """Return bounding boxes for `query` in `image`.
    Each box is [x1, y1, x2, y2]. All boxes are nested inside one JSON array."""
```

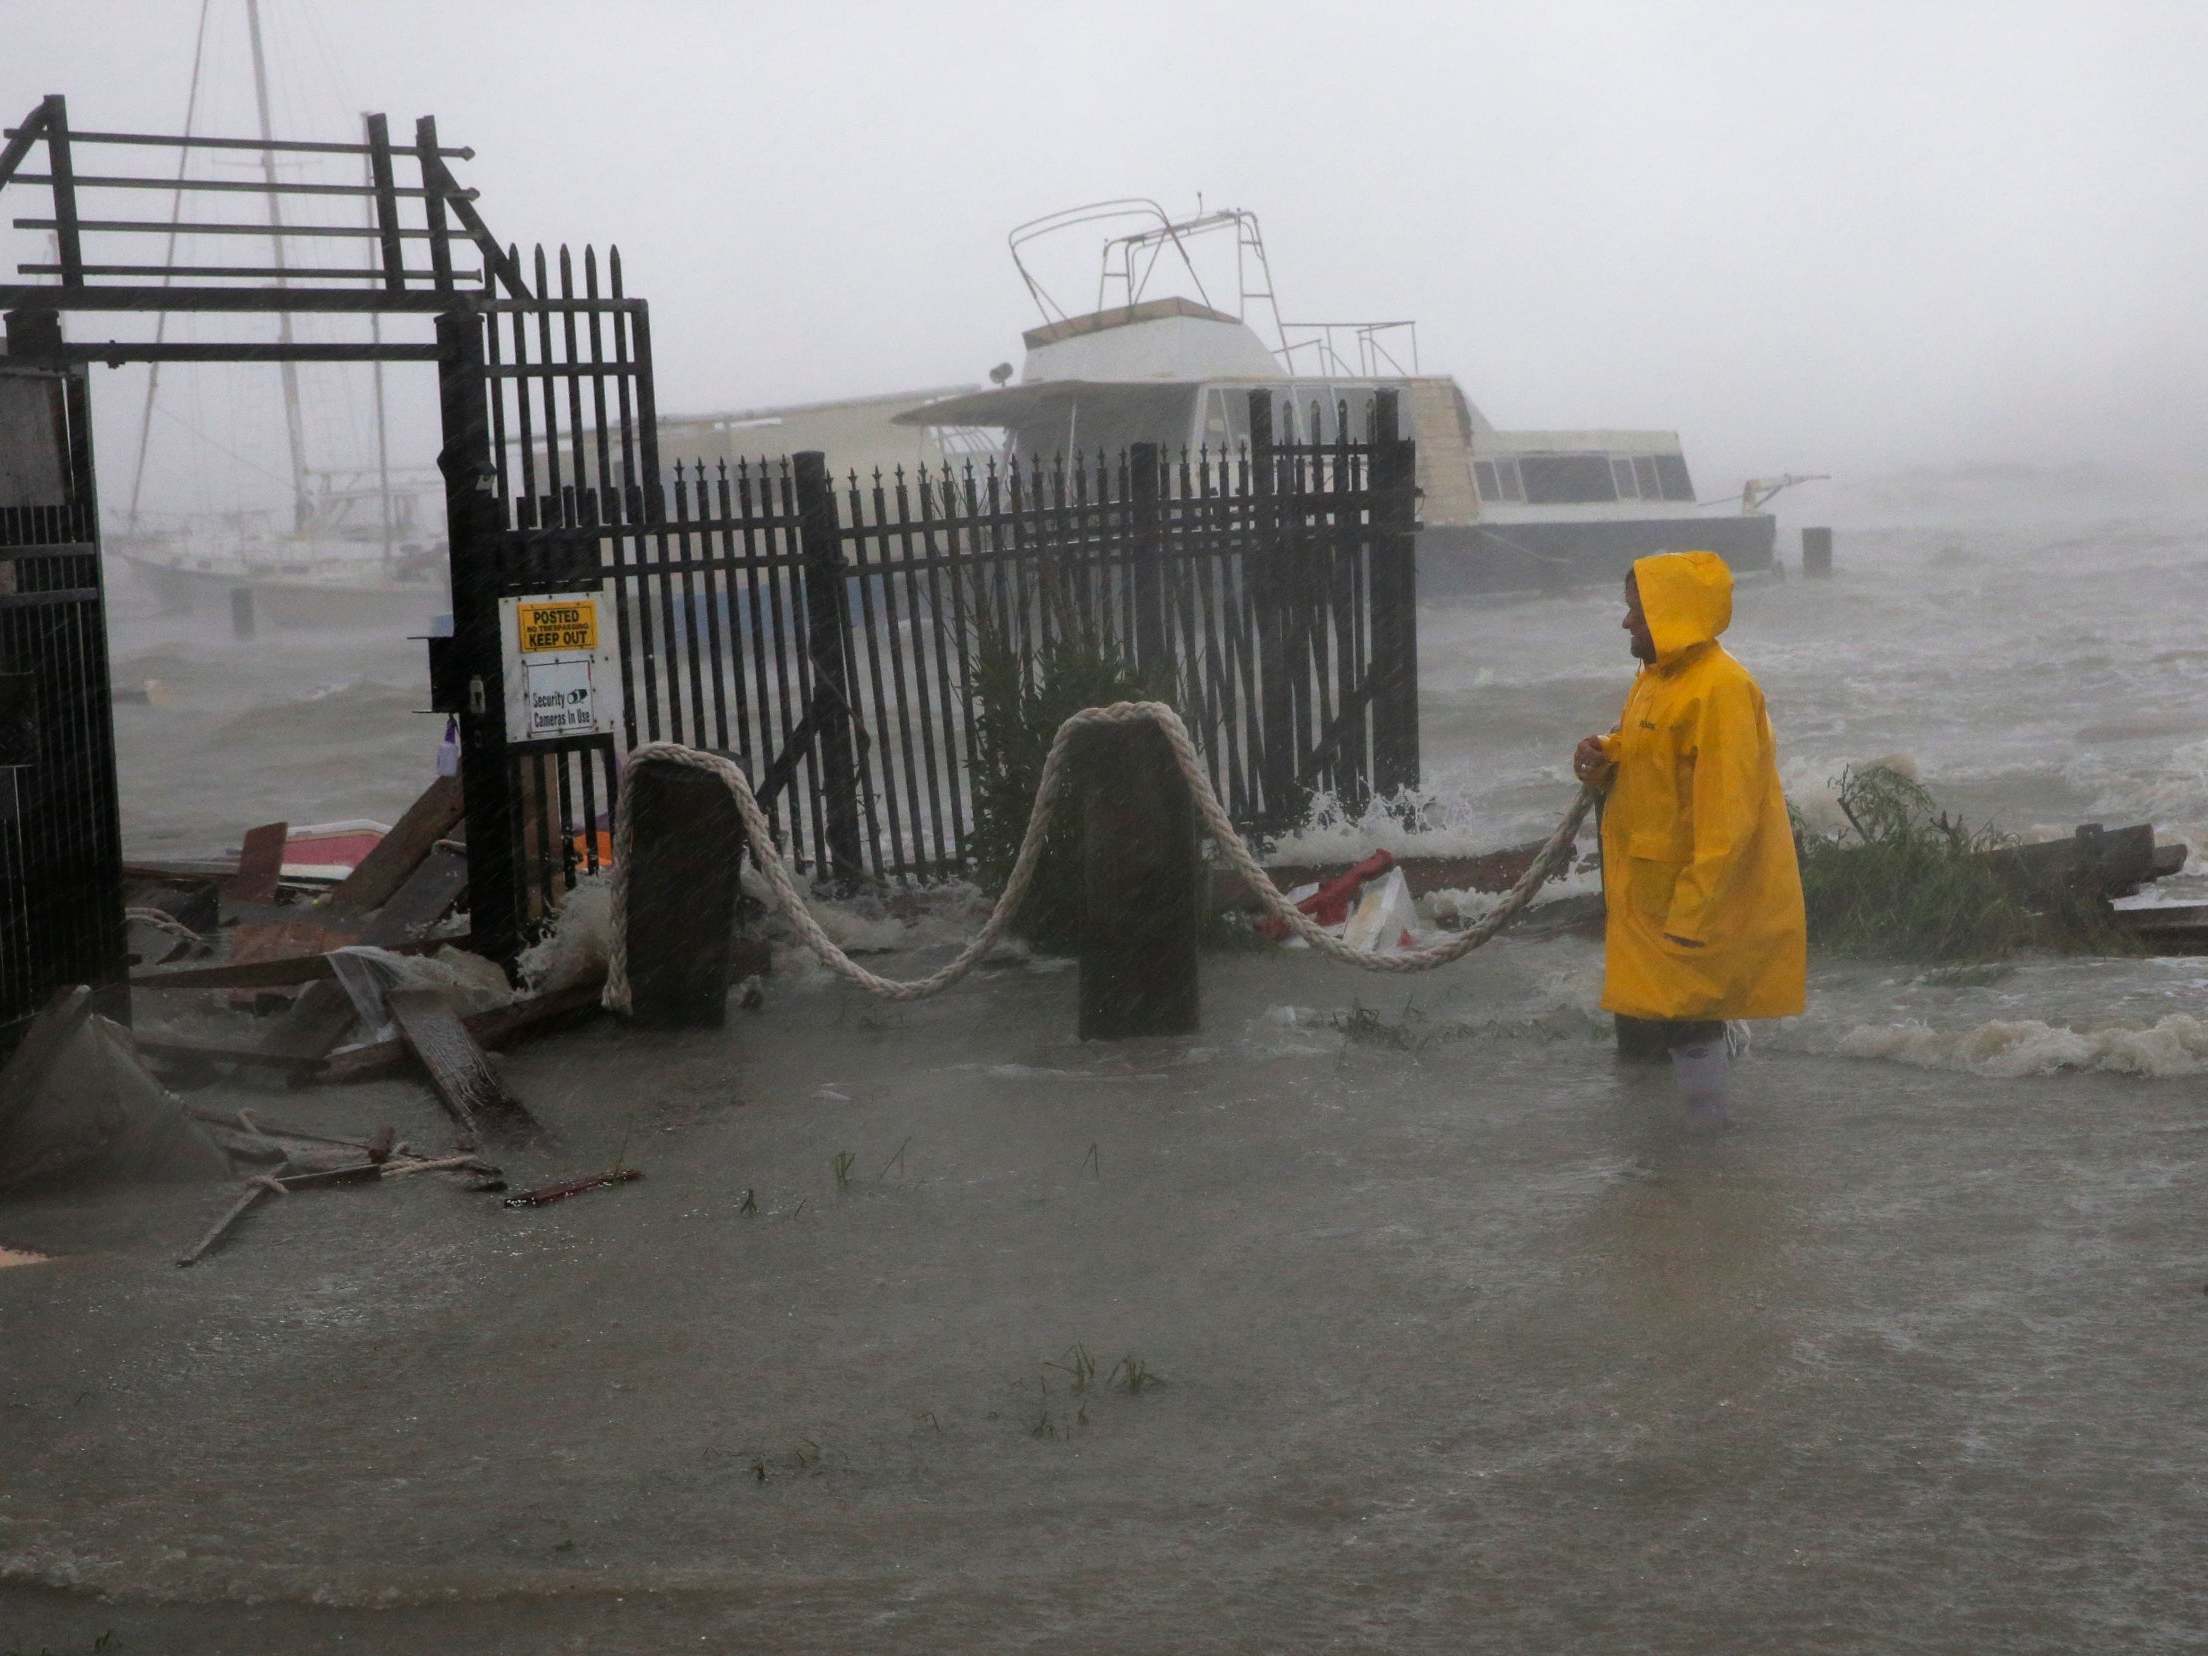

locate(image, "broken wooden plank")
[[2112, 901, 2208, 952], [320, 980, 606, 1083], [359, 844, 470, 945], [0, 986, 93, 1137], [1981, 824, 2164, 899], [277, 1153, 489, 1191], [218, 917, 362, 1009], [130, 929, 465, 989], [261, 977, 366, 1063], [386, 987, 538, 1146], [122, 857, 242, 882], [502, 1166, 641, 1208], [323, 773, 463, 916], [133, 1034, 330, 1078], [176, 1169, 288, 1266], [228, 822, 290, 905]]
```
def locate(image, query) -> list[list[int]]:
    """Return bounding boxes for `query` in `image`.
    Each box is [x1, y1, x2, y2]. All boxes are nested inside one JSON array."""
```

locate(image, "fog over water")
[[7, 1, 2208, 513]]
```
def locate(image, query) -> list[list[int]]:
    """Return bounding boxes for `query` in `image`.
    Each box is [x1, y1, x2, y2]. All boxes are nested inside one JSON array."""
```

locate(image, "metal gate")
[[0, 354, 126, 1041], [436, 247, 665, 964]]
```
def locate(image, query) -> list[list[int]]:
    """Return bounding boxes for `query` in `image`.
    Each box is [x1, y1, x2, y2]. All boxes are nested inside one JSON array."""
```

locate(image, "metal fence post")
[[1128, 441, 1167, 673], [794, 450, 865, 888], [435, 308, 520, 965], [1247, 391, 1296, 822], [1369, 389, 1421, 796]]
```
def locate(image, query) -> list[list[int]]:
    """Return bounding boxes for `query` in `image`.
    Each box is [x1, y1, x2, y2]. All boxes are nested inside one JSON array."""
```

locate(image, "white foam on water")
[[1423, 858, 1604, 928], [1832, 1012, 2208, 1078], [1264, 784, 1531, 865], [515, 876, 612, 993]]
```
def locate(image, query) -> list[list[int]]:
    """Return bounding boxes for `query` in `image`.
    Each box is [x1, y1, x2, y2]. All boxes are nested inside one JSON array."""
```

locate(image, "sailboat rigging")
[[108, 0, 449, 628]]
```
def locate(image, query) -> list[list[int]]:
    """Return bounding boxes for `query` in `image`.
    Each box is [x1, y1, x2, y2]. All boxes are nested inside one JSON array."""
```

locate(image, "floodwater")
[[5, 480, 2206, 1650]]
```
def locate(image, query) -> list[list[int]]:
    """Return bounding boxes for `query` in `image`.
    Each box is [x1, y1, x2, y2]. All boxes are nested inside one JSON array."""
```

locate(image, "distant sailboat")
[[105, 0, 450, 630]]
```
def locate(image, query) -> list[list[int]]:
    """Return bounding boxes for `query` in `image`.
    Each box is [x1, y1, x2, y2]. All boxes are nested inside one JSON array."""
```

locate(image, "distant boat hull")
[[1415, 512, 1778, 598], [114, 548, 450, 632]]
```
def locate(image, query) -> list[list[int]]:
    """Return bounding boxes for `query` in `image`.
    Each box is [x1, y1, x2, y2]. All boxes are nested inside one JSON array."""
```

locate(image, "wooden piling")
[[620, 750, 750, 1027], [229, 585, 256, 640], [1802, 526, 1833, 579], [1077, 720, 1200, 1041]]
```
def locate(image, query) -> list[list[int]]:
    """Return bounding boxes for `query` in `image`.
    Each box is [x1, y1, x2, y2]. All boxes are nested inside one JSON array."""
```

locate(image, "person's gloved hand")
[[1572, 735, 1611, 783]]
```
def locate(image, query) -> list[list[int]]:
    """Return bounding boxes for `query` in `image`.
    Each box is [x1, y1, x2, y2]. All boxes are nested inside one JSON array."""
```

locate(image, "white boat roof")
[[1022, 301, 1284, 385], [893, 380, 1203, 428], [1476, 429, 1686, 455]]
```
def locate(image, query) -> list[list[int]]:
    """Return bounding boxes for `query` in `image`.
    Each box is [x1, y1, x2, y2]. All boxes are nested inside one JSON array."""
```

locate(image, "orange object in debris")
[[571, 829, 616, 869], [1257, 849, 1396, 940]]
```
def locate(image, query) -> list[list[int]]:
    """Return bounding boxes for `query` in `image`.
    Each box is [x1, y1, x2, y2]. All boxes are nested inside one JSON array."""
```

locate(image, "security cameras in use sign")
[[498, 593, 622, 744]]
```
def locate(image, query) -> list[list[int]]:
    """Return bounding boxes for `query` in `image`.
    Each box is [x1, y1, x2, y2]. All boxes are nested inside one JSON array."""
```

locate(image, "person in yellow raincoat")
[[1572, 551, 1806, 1124]]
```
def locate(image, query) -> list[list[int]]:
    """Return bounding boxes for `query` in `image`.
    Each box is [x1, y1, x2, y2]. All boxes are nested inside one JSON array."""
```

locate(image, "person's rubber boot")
[[1671, 1039, 1730, 1131]]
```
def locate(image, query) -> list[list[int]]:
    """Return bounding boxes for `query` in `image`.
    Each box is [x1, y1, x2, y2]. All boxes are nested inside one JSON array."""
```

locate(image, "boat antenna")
[[123, 0, 214, 533], [245, 0, 313, 536]]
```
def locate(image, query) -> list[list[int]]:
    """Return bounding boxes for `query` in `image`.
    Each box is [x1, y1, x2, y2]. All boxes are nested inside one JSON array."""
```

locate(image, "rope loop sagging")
[[601, 702, 1598, 1012]]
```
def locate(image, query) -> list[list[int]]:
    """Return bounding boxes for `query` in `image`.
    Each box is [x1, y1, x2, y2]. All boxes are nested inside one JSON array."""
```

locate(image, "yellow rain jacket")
[[1596, 551, 1806, 1021]]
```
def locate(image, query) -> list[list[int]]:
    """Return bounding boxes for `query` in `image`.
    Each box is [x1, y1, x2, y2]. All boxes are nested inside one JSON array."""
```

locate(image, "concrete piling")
[[1802, 526, 1834, 579], [1077, 720, 1201, 1040]]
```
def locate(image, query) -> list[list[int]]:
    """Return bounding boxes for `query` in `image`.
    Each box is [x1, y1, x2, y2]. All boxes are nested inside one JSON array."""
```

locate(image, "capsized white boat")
[[897, 200, 1813, 595]]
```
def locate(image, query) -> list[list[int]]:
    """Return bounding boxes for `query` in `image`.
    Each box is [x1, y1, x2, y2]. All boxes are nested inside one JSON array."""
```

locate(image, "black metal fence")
[[461, 250, 1421, 930], [0, 358, 124, 1045]]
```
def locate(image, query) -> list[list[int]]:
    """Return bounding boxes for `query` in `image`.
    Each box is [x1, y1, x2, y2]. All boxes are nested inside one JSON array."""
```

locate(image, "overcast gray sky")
[[7, 0, 2206, 509]]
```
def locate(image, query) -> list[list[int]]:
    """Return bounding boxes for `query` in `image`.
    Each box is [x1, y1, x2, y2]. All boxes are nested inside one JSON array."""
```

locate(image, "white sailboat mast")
[[244, 0, 312, 537]]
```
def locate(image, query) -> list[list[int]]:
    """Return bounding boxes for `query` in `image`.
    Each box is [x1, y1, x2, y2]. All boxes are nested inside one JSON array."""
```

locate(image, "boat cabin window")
[[1519, 453, 1618, 505], [1478, 451, 1701, 505], [1472, 458, 1526, 504], [1653, 453, 1695, 501], [1201, 387, 1252, 454]]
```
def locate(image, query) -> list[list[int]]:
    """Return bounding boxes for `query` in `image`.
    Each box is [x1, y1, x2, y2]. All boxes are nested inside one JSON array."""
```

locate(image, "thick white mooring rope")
[[601, 701, 1598, 1012]]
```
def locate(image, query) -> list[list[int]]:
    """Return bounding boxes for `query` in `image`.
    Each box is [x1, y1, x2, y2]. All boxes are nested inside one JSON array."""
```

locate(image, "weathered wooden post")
[[620, 752, 750, 1027], [1802, 526, 1833, 579], [229, 586, 257, 641], [1368, 389, 1421, 798], [793, 450, 866, 889], [1077, 717, 1200, 1040]]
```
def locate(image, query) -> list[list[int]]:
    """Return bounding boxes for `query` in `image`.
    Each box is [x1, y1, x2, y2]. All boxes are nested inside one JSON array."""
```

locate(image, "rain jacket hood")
[[1634, 550, 1733, 666], [1596, 552, 1806, 1021]]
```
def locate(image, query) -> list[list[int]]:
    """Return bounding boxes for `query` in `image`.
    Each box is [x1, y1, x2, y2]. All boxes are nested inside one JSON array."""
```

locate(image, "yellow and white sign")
[[517, 599, 598, 654], [498, 591, 622, 745]]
